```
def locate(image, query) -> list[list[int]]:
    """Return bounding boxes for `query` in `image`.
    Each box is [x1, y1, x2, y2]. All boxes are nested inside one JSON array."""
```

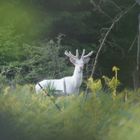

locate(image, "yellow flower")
[[112, 66, 120, 72]]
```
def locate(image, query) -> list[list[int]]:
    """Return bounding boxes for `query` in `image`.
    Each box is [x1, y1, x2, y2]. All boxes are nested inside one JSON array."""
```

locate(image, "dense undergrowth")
[[0, 84, 140, 140]]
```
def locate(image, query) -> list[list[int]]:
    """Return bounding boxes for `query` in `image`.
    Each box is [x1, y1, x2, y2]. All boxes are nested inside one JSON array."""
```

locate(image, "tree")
[[133, 13, 140, 89], [0, 0, 140, 89]]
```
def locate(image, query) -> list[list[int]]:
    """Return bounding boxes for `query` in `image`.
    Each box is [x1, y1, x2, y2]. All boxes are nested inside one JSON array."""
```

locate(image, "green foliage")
[[1, 85, 140, 140], [0, 73, 8, 92], [87, 77, 102, 94], [103, 66, 120, 98], [0, 0, 139, 88], [0, 38, 72, 84], [0, 1, 49, 40], [0, 26, 23, 64], [21, 39, 71, 83]]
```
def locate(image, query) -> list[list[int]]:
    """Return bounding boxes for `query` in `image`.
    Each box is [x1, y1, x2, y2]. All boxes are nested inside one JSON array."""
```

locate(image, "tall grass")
[[0, 85, 140, 140]]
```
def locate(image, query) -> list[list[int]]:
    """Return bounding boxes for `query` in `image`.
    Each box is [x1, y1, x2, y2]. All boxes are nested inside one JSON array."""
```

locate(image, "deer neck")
[[72, 65, 83, 87]]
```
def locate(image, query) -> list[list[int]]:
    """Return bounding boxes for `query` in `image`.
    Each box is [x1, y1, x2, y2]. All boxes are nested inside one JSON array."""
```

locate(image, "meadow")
[[0, 1, 139, 140], [0, 80, 140, 140]]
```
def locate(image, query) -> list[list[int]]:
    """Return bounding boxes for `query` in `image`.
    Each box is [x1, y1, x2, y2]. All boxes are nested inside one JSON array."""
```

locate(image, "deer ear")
[[70, 57, 76, 65], [83, 57, 90, 64]]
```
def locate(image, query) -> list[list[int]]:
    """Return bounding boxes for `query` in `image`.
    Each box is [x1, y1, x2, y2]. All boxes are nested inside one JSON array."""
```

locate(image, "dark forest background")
[[0, 0, 140, 89]]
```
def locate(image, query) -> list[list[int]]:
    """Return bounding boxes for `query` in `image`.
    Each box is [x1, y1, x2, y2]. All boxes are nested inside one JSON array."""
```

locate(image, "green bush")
[[0, 37, 72, 85]]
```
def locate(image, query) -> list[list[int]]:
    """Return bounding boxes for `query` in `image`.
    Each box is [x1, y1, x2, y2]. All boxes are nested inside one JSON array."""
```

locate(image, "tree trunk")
[[133, 69, 140, 89], [133, 14, 140, 90]]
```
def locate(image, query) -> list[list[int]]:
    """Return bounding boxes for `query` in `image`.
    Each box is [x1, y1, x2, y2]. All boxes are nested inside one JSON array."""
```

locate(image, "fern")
[[103, 66, 120, 99]]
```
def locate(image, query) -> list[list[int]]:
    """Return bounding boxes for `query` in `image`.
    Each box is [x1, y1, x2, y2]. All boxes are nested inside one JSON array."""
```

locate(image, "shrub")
[[0, 85, 140, 140]]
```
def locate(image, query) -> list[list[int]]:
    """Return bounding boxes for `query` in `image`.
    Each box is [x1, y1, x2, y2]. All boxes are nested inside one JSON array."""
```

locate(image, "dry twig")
[[91, 2, 137, 77], [85, 2, 137, 99]]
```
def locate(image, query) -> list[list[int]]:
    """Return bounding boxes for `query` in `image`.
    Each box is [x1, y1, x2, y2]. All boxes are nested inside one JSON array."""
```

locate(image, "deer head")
[[65, 49, 93, 73]]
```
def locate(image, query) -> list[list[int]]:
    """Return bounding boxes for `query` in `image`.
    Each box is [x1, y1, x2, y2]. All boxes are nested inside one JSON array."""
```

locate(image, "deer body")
[[35, 49, 93, 95]]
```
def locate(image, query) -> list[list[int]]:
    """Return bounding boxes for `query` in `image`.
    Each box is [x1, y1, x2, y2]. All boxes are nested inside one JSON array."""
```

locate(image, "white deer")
[[35, 49, 93, 95]]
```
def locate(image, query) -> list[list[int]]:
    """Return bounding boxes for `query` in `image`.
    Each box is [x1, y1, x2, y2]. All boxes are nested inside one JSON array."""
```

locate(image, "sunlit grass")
[[0, 85, 140, 140]]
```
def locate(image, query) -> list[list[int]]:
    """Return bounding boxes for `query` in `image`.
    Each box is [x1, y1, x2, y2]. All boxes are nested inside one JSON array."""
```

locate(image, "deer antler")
[[76, 49, 79, 58], [81, 49, 85, 58], [82, 51, 94, 58], [65, 49, 93, 60], [65, 50, 79, 59]]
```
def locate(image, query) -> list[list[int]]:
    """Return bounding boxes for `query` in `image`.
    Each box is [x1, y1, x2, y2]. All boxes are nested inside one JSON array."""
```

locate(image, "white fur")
[[35, 50, 93, 95], [35, 66, 83, 95]]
